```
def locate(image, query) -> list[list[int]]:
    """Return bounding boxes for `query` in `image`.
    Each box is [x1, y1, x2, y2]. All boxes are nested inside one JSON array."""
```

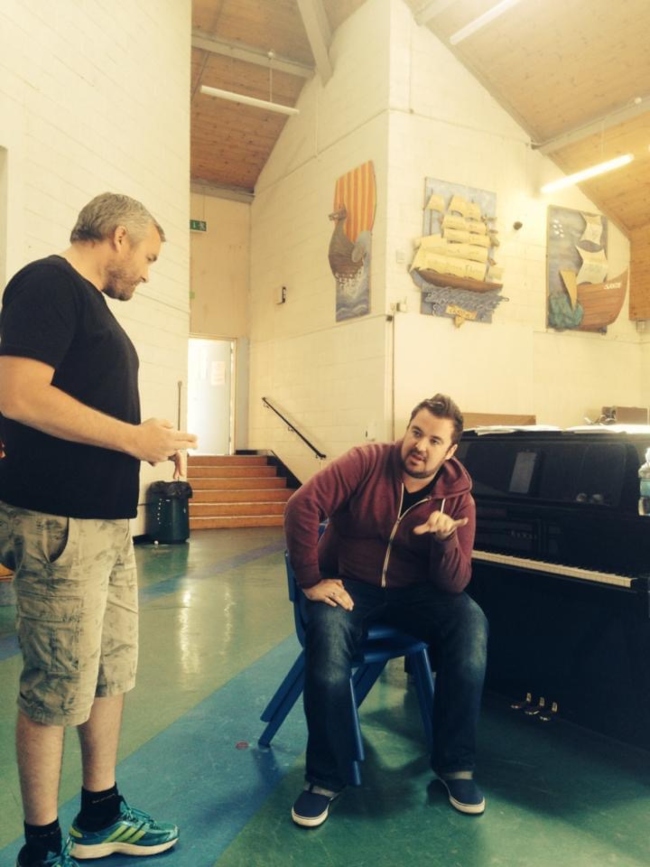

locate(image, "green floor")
[[1, 528, 649, 866]]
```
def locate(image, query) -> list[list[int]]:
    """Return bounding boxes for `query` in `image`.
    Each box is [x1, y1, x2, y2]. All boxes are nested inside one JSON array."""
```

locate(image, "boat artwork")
[[410, 179, 507, 327], [547, 206, 626, 333], [329, 161, 376, 323]]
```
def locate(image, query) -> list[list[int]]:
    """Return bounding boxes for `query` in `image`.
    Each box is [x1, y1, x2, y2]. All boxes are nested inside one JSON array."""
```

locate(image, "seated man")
[[284, 394, 488, 828]]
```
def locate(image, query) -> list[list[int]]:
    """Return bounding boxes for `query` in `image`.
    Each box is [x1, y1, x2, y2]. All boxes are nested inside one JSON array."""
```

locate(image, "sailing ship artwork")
[[329, 161, 376, 322], [410, 178, 506, 327], [547, 206, 627, 333]]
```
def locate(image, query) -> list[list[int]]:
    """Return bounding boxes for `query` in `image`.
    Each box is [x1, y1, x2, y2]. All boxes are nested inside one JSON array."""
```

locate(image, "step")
[[190, 515, 284, 530], [189, 477, 288, 491], [188, 455, 269, 467], [191, 501, 286, 518], [191, 488, 292, 504], [187, 466, 278, 479], [186, 452, 296, 531]]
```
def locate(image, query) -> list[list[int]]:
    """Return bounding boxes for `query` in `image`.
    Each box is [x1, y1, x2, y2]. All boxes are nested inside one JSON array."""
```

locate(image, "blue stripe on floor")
[[0, 541, 285, 661], [0, 633, 306, 866], [0, 632, 18, 659]]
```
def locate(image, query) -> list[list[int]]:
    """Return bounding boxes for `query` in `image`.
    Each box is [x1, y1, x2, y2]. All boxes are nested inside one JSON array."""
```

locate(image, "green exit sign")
[[190, 219, 207, 232]]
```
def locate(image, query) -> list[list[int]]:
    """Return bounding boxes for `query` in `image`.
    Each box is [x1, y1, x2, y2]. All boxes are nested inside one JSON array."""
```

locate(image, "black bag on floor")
[[147, 481, 193, 543]]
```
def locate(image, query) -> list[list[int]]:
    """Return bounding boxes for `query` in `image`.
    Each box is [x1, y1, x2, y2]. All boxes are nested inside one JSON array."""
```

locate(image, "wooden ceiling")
[[190, 0, 650, 236]]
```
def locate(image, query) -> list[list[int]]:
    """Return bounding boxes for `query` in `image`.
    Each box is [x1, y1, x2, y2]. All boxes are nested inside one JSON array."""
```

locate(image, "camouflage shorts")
[[0, 501, 138, 726]]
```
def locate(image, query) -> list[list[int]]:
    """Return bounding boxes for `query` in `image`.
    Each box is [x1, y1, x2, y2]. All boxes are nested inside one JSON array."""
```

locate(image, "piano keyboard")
[[472, 549, 634, 589]]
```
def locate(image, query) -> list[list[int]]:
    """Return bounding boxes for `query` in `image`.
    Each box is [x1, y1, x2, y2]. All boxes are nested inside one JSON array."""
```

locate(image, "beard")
[[103, 265, 137, 301], [402, 464, 436, 480], [400, 453, 437, 480]]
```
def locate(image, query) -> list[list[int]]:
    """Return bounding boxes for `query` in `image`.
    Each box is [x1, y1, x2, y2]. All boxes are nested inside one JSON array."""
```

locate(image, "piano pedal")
[[524, 696, 546, 717], [538, 701, 558, 723], [510, 691, 533, 711]]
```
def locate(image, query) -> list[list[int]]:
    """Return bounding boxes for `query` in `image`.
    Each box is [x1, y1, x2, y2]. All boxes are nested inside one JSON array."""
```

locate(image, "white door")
[[187, 338, 233, 455]]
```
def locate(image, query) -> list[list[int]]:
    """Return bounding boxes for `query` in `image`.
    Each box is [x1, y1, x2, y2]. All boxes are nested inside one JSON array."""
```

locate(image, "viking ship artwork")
[[547, 206, 626, 333], [329, 161, 376, 322]]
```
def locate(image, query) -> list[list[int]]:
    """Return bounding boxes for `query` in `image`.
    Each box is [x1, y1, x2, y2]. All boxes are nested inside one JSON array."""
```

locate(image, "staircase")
[[187, 454, 297, 530]]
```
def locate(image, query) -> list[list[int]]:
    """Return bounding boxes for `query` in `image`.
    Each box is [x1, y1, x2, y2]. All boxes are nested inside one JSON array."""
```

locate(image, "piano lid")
[[466, 425, 561, 435], [567, 423, 650, 435]]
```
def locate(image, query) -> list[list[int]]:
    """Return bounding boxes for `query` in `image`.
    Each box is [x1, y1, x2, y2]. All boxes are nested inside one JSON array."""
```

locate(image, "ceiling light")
[[540, 154, 634, 194], [200, 85, 299, 116], [449, 0, 525, 45]]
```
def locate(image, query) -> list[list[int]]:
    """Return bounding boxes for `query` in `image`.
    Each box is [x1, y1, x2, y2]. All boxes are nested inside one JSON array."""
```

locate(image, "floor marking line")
[[0, 635, 306, 866]]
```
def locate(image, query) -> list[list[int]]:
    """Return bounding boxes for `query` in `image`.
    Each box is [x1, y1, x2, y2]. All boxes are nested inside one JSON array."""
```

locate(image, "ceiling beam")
[[296, 0, 333, 85], [449, 0, 525, 45], [535, 98, 650, 154], [190, 179, 254, 204], [415, 0, 459, 26], [191, 29, 314, 79]]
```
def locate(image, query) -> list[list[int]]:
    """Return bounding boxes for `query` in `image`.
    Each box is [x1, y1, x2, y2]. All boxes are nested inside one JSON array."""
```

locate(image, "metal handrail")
[[262, 397, 326, 460]]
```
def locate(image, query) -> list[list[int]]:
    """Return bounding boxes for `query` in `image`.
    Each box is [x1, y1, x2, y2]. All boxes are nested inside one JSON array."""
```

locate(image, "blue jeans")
[[300, 579, 488, 791]]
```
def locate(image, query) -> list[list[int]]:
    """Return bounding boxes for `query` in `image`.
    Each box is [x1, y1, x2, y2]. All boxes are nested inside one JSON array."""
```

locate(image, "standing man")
[[0, 193, 198, 867], [284, 394, 488, 828]]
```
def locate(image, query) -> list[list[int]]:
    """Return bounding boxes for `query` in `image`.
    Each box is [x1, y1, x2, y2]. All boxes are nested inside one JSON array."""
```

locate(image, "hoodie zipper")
[[380, 489, 444, 587]]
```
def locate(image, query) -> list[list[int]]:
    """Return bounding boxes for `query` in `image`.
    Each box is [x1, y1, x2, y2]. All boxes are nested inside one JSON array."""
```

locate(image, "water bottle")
[[639, 449, 650, 516]]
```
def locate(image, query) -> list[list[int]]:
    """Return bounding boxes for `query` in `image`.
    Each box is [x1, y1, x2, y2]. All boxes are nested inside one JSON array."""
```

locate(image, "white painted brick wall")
[[247, 0, 640, 479], [189, 193, 251, 339], [385, 0, 636, 429], [0, 0, 192, 533], [249, 0, 392, 475]]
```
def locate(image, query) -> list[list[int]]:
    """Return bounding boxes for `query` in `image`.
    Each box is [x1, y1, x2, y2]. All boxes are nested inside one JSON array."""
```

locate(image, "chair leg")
[[352, 660, 388, 707], [259, 640, 434, 786], [408, 648, 435, 750], [348, 661, 389, 786], [258, 652, 305, 747], [348, 679, 364, 786]]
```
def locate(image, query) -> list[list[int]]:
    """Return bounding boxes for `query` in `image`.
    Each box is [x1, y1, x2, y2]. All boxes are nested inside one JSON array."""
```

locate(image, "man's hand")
[[302, 578, 354, 610], [0, 357, 199, 460], [413, 510, 468, 540], [134, 418, 197, 463], [169, 450, 187, 479]]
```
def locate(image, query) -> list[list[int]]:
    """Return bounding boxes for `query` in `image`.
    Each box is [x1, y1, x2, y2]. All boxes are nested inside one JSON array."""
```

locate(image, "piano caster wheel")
[[510, 691, 533, 711], [539, 701, 558, 723], [524, 696, 546, 717]]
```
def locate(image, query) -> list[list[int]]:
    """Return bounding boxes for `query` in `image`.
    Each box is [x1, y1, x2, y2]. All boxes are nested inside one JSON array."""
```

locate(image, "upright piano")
[[456, 426, 650, 749]]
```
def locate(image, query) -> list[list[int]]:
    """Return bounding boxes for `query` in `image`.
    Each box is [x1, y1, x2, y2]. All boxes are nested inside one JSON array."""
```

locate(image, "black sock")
[[20, 820, 62, 864], [76, 784, 121, 831]]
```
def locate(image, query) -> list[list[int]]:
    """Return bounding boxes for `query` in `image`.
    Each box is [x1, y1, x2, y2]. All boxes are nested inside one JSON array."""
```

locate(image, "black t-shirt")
[[0, 255, 141, 518], [400, 477, 436, 515]]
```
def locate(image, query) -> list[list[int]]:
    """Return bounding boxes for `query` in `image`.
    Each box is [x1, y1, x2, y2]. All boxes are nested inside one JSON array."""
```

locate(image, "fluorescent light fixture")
[[200, 85, 299, 116], [540, 154, 634, 194], [449, 0, 524, 45]]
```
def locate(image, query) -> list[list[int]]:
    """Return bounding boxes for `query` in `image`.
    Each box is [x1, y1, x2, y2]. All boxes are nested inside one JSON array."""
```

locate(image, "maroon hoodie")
[[284, 440, 475, 593]]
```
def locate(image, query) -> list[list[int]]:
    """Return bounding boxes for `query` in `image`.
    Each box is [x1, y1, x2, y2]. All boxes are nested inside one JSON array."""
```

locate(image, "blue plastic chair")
[[258, 552, 435, 785]]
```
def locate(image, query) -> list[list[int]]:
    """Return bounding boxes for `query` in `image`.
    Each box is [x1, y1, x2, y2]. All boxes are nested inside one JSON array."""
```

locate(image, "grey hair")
[[408, 394, 464, 445], [70, 192, 165, 244]]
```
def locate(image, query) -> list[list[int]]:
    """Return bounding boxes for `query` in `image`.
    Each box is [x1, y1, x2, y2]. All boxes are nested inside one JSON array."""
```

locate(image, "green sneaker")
[[69, 798, 179, 859], [16, 838, 78, 867]]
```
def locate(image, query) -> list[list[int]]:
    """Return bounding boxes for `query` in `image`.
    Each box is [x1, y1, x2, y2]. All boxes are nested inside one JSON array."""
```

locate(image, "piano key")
[[472, 549, 634, 589]]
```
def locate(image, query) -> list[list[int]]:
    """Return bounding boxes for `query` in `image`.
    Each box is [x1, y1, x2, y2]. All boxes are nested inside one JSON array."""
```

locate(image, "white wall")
[[249, 0, 392, 482], [385, 0, 636, 430], [189, 192, 250, 338], [0, 0, 192, 532], [248, 0, 638, 481]]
